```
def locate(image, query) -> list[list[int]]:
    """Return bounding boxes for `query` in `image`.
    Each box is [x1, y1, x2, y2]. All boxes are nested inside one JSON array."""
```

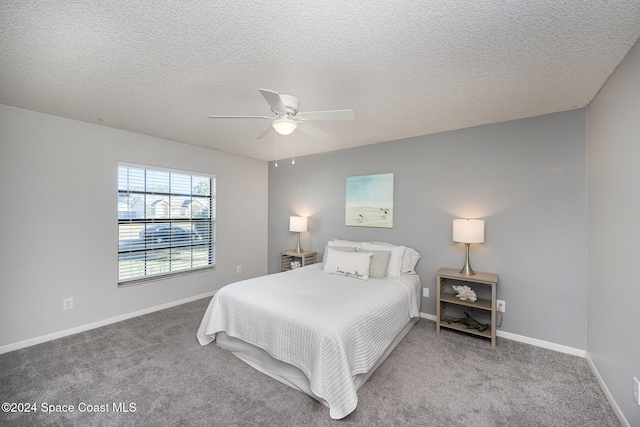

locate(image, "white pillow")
[[361, 242, 405, 276], [401, 247, 421, 274], [322, 244, 356, 262], [329, 239, 363, 249], [371, 241, 421, 274], [323, 247, 372, 280], [360, 250, 391, 278]]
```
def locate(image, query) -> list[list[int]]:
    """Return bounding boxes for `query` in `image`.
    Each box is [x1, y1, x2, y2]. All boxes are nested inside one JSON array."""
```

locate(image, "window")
[[117, 163, 215, 285]]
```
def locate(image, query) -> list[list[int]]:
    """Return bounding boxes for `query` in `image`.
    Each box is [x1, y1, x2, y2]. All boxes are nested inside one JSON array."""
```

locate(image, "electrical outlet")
[[422, 288, 429, 298], [496, 300, 505, 313], [236, 265, 242, 274], [634, 377, 640, 406], [62, 297, 73, 310]]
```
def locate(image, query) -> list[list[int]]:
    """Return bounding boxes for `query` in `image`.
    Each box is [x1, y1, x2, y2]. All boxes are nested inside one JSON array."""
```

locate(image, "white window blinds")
[[117, 164, 215, 284]]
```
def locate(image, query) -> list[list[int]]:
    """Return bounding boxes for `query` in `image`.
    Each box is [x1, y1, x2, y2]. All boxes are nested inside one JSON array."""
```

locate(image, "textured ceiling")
[[2, 1, 640, 161]]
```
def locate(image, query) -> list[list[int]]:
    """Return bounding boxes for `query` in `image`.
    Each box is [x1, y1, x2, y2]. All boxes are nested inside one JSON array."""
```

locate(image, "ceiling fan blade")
[[297, 122, 330, 140], [208, 115, 271, 119], [256, 126, 273, 140], [259, 89, 287, 113], [297, 109, 354, 121]]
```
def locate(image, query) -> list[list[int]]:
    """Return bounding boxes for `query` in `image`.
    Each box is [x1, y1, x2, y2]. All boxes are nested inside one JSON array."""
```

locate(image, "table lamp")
[[290, 216, 308, 253], [453, 219, 485, 275]]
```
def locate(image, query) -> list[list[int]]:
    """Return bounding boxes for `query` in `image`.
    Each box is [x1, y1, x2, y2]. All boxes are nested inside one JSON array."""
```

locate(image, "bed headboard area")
[[322, 239, 421, 278]]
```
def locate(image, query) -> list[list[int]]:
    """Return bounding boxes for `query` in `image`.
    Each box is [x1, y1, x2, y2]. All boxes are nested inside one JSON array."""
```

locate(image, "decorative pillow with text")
[[323, 247, 373, 280]]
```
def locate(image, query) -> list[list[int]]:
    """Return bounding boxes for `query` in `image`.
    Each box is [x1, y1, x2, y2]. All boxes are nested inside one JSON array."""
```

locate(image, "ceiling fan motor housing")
[[278, 94, 299, 116]]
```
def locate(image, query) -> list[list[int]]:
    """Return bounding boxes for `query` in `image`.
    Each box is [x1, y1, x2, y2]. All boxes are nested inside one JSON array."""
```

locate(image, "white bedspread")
[[197, 264, 420, 419]]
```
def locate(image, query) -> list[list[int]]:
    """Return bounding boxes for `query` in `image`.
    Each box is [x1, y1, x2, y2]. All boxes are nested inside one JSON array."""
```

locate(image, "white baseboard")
[[585, 353, 630, 427], [0, 291, 215, 355], [420, 312, 437, 322], [419, 312, 585, 357]]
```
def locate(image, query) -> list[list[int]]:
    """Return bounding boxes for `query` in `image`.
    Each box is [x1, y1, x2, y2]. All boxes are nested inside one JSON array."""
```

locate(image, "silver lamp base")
[[459, 243, 476, 275], [293, 232, 303, 253]]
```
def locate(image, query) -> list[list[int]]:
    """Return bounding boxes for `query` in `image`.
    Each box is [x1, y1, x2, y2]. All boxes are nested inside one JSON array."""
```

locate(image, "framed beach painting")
[[345, 173, 394, 228]]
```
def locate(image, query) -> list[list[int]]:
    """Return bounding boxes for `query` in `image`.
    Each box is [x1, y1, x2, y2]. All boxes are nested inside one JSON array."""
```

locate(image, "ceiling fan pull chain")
[[275, 133, 278, 167], [292, 133, 296, 165]]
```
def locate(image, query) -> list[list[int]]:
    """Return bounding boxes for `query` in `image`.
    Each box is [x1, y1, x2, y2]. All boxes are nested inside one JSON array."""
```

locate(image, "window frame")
[[117, 162, 216, 286]]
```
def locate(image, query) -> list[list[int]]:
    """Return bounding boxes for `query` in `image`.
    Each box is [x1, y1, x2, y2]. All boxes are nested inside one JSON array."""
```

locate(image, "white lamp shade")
[[289, 216, 308, 232], [453, 219, 485, 243], [272, 117, 297, 135]]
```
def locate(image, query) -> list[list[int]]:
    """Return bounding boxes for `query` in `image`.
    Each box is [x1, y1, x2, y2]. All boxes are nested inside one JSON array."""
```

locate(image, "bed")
[[197, 240, 421, 419]]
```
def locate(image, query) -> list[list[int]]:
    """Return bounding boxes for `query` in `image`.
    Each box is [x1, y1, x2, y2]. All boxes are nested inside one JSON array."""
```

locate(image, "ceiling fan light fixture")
[[272, 117, 297, 135]]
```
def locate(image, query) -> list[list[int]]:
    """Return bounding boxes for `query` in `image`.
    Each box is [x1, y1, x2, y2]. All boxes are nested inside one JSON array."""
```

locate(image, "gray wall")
[[269, 109, 587, 349], [587, 39, 640, 426], [0, 105, 268, 349]]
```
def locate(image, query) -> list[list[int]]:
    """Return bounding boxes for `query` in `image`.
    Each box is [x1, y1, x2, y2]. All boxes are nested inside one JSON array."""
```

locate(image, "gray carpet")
[[1, 298, 620, 426]]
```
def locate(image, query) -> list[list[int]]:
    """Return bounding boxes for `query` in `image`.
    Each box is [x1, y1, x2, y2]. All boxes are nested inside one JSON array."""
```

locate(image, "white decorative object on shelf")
[[290, 261, 301, 269], [453, 285, 477, 302]]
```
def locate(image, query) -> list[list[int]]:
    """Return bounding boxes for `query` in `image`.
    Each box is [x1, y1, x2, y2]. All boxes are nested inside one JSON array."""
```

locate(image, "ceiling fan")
[[208, 89, 354, 140]]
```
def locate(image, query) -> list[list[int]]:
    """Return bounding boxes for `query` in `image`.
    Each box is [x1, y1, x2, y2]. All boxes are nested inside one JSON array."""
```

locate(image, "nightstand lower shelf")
[[439, 318, 493, 339], [280, 250, 316, 272], [436, 267, 499, 347]]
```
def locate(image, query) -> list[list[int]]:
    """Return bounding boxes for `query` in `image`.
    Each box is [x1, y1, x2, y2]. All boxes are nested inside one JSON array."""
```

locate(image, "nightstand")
[[280, 250, 317, 272], [436, 267, 499, 347]]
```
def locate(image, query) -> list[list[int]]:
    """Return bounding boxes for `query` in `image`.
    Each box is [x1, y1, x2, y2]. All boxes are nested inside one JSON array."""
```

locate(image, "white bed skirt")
[[216, 316, 419, 410]]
